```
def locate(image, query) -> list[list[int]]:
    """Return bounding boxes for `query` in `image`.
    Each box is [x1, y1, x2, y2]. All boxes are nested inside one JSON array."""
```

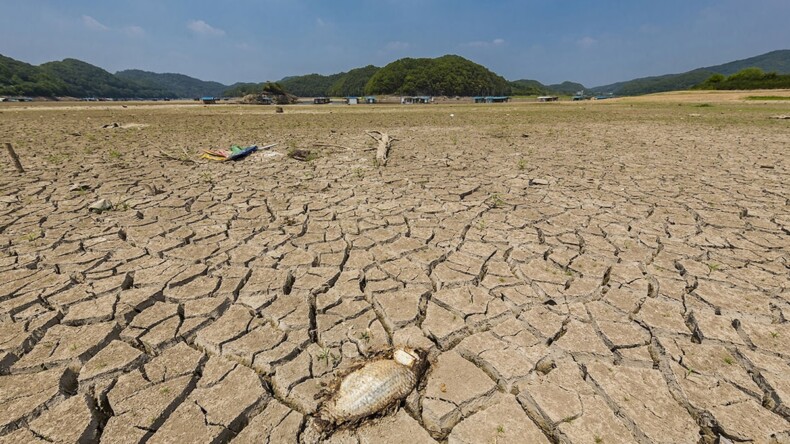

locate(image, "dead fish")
[[319, 348, 423, 425]]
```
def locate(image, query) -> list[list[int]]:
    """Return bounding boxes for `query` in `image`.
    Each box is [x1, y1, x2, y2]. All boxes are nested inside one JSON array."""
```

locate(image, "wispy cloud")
[[316, 17, 327, 27], [385, 41, 410, 51], [187, 19, 225, 36], [123, 25, 145, 37], [464, 38, 505, 48], [639, 24, 660, 34], [82, 15, 109, 31], [577, 36, 598, 49]]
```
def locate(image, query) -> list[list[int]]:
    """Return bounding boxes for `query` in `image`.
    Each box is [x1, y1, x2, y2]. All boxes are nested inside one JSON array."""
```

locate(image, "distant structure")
[[401, 96, 432, 104], [537, 96, 559, 102], [572, 90, 588, 101], [473, 96, 510, 103], [314, 97, 331, 104], [364, 96, 377, 104], [201, 96, 217, 104], [345, 96, 359, 105]]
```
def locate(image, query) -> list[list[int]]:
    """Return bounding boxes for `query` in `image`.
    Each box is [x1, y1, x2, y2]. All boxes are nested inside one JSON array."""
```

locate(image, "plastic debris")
[[88, 199, 112, 213], [200, 143, 277, 161]]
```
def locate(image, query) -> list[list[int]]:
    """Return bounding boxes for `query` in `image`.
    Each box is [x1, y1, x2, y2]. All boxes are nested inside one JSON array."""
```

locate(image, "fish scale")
[[321, 359, 417, 423]]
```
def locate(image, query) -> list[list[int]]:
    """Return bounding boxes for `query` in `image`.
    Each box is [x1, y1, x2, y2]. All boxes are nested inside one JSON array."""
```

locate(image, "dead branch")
[[4, 142, 25, 173], [366, 131, 397, 166], [313, 143, 356, 151], [157, 150, 198, 165]]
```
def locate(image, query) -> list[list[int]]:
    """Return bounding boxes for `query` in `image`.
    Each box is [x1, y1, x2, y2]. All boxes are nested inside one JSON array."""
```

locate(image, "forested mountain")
[[0, 55, 226, 98], [327, 65, 380, 97], [590, 50, 790, 95], [2, 49, 788, 99], [39, 59, 172, 98], [277, 73, 343, 97], [364, 55, 510, 96], [116, 70, 228, 98], [0, 54, 67, 96], [508, 79, 552, 96], [547, 81, 586, 95], [268, 65, 381, 97]]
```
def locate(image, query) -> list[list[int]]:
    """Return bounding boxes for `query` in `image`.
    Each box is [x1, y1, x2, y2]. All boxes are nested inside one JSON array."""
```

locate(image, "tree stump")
[[4, 143, 25, 173]]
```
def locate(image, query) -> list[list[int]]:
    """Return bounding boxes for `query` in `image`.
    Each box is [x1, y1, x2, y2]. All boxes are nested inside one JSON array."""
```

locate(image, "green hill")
[[0, 54, 68, 96], [508, 79, 551, 96], [694, 67, 790, 90], [3, 49, 788, 100], [591, 49, 790, 95], [548, 81, 586, 95], [277, 73, 343, 97], [327, 65, 379, 97], [365, 55, 511, 96], [116, 69, 227, 98], [39, 58, 172, 98], [269, 65, 381, 97], [0, 54, 225, 98]]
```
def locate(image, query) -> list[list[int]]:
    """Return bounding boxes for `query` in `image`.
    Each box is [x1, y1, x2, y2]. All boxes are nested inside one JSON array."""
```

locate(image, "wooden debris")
[[366, 131, 397, 166], [769, 115, 790, 119], [156, 149, 198, 165], [4, 142, 25, 173]]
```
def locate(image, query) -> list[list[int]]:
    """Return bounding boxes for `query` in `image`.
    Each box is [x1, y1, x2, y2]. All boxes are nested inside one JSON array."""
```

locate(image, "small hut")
[[401, 96, 431, 104], [314, 97, 331, 104], [537, 96, 559, 102], [474, 96, 510, 103], [201, 96, 217, 104]]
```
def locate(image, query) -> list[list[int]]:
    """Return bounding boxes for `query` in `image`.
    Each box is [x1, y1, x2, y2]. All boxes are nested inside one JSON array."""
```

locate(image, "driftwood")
[[4, 142, 25, 173], [366, 131, 397, 166], [157, 148, 198, 165]]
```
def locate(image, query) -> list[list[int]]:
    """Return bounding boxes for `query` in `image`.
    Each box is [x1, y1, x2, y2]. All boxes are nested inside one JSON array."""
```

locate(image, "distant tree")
[[727, 67, 764, 81], [693, 67, 790, 90]]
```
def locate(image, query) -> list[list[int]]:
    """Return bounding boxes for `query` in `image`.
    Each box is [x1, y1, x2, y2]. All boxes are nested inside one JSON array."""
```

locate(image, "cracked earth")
[[0, 95, 788, 443]]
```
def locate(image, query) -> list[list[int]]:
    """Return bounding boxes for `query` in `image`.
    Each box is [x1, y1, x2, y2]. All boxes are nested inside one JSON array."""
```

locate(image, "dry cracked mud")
[[1, 93, 789, 443]]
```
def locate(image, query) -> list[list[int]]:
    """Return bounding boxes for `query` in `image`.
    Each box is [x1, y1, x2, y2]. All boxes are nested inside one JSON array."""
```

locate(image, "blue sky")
[[1, 0, 788, 87]]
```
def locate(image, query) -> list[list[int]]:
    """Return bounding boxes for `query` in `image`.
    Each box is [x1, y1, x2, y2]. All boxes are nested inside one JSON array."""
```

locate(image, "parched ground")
[[0, 94, 788, 443]]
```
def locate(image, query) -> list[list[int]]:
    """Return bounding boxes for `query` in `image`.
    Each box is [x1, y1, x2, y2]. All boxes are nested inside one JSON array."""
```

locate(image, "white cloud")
[[316, 17, 327, 27], [385, 41, 410, 51], [82, 15, 108, 31], [123, 25, 145, 37], [577, 36, 598, 49], [639, 24, 660, 34], [187, 19, 225, 36], [464, 38, 505, 48]]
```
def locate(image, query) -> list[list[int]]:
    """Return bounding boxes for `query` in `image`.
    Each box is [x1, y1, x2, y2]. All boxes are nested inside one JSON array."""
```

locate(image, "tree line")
[[693, 67, 790, 90]]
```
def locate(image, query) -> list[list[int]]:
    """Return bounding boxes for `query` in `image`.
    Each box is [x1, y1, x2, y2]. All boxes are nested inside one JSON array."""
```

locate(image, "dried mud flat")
[[0, 94, 788, 443]]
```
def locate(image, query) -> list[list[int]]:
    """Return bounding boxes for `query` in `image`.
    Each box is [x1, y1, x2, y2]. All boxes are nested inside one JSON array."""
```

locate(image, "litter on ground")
[[200, 143, 278, 161]]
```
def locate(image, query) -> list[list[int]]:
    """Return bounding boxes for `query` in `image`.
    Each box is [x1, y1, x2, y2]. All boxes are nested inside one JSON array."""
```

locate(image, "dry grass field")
[[1, 91, 788, 443]]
